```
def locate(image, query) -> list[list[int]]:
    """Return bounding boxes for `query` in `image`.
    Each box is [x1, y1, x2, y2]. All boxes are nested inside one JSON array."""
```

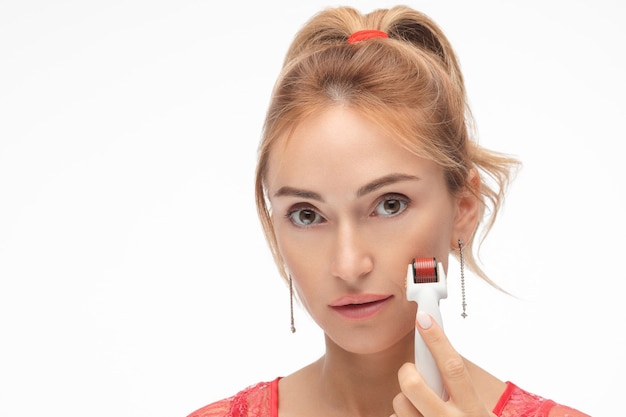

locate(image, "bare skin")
[[278, 333, 505, 417], [265, 106, 588, 417]]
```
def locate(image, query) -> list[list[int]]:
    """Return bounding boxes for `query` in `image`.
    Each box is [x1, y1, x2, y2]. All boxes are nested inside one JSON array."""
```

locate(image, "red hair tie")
[[347, 29, 388, 44]]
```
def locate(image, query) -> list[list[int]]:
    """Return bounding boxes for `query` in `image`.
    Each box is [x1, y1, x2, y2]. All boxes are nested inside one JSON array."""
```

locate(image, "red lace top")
[[188, 378, 588, 417]]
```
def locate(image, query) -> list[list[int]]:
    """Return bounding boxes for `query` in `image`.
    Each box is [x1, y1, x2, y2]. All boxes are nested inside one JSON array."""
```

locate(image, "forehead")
[[265, 106, 443, 194]]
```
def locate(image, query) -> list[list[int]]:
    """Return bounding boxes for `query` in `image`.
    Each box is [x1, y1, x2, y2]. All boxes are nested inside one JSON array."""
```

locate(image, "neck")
[[314, 331, 415, 417], [280, 331, 506, 417]]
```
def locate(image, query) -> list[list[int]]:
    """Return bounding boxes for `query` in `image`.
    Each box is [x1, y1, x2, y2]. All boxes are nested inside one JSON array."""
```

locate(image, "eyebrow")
[[273, 187, 324, 201], [356, 173, 421, 197], [273, 173, 421, 201]]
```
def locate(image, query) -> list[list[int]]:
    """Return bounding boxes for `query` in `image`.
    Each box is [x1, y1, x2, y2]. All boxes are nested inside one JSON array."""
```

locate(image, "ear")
[[451, 168, 480, 248]]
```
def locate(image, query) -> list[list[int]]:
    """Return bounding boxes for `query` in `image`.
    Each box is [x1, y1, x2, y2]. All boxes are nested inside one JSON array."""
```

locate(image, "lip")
[[329, 294, 393, 320]]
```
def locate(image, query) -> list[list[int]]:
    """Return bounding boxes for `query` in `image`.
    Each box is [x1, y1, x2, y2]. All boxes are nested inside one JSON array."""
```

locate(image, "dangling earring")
[[289, 275, 296, 333], [458, 239, 467, 318]]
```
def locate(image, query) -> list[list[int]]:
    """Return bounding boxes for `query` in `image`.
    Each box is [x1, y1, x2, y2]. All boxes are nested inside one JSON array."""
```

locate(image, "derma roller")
[[406, 257, 448, 400]]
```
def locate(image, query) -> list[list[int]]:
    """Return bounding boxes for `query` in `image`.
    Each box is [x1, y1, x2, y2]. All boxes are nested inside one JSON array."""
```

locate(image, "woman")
[[189, 5, 589, 417]]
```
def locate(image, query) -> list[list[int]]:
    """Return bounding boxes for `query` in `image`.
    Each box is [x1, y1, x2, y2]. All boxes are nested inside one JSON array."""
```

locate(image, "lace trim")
[[190, 379, 565, 417], [493, 382, 556, 417], [187, 380, 276, 417]]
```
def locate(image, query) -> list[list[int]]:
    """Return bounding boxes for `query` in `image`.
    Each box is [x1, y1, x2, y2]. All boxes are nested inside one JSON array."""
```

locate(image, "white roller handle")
[[414, 287, 447, 400]]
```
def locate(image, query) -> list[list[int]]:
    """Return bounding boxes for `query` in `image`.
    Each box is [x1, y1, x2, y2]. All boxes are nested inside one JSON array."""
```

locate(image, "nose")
[[330, 222, 374, 282]]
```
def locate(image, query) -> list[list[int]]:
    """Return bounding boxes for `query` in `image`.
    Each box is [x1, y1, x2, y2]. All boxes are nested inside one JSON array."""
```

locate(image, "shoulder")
[[187, 379, 279, 417], [548, 404, 591, 417], [188, 397, 231, 417], [494, 382, 590, 417]]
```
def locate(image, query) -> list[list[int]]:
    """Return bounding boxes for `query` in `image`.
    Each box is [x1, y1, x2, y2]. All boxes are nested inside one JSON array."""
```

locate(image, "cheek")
[[371, 210, 456, 278], [280, 246, 327, 319], [274, 220, 321, 272], [272, 222, 327, 301]]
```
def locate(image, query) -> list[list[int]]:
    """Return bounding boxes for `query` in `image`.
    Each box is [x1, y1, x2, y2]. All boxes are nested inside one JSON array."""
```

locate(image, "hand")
[[391, 311, 495, 417]]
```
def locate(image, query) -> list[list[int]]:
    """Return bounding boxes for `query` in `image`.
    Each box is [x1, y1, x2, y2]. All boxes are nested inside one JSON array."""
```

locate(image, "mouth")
[[329, 295, 393, 320]]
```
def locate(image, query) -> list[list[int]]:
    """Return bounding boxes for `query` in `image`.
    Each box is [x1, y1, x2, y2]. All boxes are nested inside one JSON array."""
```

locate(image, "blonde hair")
[[255, 6, 520, 287]]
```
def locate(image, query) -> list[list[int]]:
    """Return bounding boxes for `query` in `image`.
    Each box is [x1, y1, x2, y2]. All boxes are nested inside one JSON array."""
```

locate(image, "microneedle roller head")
[[412, 257, 438, 283]]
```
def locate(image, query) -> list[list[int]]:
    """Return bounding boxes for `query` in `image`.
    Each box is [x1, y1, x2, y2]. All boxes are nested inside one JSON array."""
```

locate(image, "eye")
[[287, 207, 324, 227], [373, 195, 408, 217]]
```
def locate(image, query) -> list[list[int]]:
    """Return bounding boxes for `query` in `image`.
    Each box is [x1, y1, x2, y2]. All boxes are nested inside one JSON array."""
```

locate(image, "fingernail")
[[416, 311, 432, 329]]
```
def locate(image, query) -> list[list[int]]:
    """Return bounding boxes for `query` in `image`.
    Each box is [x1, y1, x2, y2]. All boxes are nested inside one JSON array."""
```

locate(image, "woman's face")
[[265, 106, 475, 355]]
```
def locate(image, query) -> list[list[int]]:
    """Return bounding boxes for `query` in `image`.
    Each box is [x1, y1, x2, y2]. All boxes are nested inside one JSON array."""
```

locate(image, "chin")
[[325, 323, 415, 357]]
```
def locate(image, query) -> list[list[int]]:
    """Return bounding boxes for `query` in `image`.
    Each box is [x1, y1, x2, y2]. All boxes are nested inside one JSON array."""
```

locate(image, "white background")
[[1, 1, 624, 416]]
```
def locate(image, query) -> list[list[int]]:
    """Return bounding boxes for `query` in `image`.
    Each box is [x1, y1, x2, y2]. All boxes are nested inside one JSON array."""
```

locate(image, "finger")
[[391, 390, 424, 417], [415, 311, 482, 411], [397, 362, 444, 417]]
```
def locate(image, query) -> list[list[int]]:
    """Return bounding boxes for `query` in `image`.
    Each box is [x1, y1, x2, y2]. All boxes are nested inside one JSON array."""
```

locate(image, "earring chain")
[[289, 275, 296, 333], [459, 239, 467, 319]]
